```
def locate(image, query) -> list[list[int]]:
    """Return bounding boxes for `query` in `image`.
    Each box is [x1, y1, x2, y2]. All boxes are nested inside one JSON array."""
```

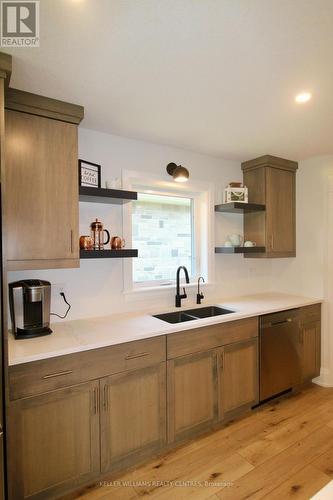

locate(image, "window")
[[122, 170, 214, 292], [132, 193, 194, 284]]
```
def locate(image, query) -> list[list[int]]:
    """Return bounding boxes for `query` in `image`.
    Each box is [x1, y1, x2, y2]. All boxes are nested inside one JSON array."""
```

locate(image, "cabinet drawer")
[[167, 318, 258, 359], [300, 303, 321, 323], [9, 336, 166, 400]]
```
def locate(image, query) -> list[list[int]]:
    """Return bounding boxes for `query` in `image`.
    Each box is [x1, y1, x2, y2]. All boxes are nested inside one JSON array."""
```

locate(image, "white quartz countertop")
[[8, 292, 322, 366]]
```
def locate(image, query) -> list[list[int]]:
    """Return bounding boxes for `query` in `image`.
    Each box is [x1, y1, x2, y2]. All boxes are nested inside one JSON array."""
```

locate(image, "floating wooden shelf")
[[80, 249, 138, 259], [79, 186, 137, 204], [215, 202, 266, 213], [215, 246, 266, 254]]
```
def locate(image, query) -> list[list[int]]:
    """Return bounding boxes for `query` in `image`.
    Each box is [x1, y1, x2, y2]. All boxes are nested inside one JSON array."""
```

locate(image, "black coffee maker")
[[9, 280, 52, 339]]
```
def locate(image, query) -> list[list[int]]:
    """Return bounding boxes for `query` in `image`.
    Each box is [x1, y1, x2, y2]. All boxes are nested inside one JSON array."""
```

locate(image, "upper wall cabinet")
[[242, 155, 298, 258], [4, 89, 84, 271]]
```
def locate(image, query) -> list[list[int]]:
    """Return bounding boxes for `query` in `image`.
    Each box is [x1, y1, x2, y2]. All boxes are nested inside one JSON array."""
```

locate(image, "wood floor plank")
[[70, 482, 138, 500], [312, 446, 333, 479], [267, 464, 331, 500], [238, 438, 283, 467], [238, 399, 333, 466], [215, 425, 333, 500], [256, 386, 333, 427]]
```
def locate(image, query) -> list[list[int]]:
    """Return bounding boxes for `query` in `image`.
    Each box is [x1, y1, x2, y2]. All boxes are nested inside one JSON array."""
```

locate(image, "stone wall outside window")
[[132, 193, 193, 282]]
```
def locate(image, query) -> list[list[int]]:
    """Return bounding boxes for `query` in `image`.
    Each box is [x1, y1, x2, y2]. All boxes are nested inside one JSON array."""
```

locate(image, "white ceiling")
[[5, 0, 333, 160]]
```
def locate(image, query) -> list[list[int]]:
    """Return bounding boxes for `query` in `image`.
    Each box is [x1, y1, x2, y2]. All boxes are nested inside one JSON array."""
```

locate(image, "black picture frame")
[[78, 159, 101, 188]]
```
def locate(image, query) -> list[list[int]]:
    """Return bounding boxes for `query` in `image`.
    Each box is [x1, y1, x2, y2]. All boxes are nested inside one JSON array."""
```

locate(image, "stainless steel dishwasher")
[[260, 309, 301, 402]]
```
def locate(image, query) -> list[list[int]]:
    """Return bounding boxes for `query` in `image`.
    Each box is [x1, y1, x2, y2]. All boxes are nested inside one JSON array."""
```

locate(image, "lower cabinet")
[[167, 350, 218, 443], [8, 309, 318, 499], [167, 338, 259, 444], [300, 317, 321, 382], [7, 365, 167, 500], [7, 381, 100, 500], [218, 338, 258, 419], [100, 363, 167, 473]]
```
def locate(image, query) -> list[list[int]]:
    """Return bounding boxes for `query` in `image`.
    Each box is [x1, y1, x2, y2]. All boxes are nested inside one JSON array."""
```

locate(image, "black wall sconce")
[[166, 163, 189, 183]]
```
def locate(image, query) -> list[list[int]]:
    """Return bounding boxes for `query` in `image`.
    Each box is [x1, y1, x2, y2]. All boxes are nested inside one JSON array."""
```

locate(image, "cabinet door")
[[301, 320, 321, 382], [100, 363, 166, 474], [266, 167, 296, 257], [167, 350, 218, 444], [5, 109, 79, 270], [218, 338, 258, 419], [7, 381, 100, 500]]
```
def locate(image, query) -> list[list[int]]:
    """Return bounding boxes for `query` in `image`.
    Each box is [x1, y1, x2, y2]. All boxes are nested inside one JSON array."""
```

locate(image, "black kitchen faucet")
[[175, 266, 190, 307]]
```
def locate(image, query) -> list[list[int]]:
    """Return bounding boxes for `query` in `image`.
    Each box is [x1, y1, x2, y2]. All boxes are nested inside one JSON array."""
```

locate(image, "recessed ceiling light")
[[295, 92, 312, 103]]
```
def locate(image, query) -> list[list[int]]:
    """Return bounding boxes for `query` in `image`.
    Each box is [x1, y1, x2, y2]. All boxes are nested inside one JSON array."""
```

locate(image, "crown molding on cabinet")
[[241, 154, 298, 172], [0, 52, 12, 86], [5, 88, 84, 124]]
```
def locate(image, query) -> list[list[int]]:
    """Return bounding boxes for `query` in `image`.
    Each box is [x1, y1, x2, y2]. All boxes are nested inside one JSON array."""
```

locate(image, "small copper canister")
[[111, 236, 125, 249], [79, 236, 94, 250]]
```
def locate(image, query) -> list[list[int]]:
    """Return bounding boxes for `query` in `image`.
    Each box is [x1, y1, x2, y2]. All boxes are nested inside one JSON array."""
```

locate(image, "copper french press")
[[90, 219, 110, 250]]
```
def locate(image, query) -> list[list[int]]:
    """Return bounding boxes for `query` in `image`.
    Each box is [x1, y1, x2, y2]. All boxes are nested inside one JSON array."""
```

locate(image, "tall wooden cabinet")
[[4, 89, 84, 270], [242, 155, 298, 258]]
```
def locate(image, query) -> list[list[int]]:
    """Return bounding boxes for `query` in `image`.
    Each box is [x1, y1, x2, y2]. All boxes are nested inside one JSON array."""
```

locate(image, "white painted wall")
[[271, 156, 333, 298], [8, 128, 272, 321], [8, 137, 333, 382]]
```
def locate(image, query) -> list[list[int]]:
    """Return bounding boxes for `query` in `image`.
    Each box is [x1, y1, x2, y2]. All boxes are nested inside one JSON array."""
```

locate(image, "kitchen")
[[1, 1, 333, 499]]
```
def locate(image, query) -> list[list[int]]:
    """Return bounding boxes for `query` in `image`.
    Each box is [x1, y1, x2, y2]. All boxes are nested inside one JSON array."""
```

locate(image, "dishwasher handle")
[[270, 318, 293, 327], [260, 309, 300, 329]]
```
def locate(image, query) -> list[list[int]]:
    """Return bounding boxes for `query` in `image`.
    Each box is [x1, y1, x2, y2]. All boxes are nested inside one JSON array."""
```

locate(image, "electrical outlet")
[[52, 283, 67, 297]]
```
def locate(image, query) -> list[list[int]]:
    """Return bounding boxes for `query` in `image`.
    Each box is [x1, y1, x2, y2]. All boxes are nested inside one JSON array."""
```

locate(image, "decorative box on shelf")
[[223, 182, 248, 204]]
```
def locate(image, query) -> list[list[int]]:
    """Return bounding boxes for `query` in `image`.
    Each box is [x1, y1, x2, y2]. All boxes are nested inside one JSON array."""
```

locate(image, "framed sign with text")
[[78, 160, 101, 188]]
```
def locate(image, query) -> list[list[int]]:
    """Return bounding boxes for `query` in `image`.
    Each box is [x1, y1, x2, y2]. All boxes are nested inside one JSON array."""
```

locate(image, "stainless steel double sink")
[[153, 305, 234, 324]]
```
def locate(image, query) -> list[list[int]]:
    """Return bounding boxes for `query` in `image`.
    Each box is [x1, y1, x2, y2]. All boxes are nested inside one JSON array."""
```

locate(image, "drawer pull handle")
[[43, 370, 73, 379], [125, 352, 150, 360]]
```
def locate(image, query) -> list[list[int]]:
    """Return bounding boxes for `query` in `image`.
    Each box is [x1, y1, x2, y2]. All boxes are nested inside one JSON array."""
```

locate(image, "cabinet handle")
[[43, 370, 73, 379], [103, 384, 108, 411], [70, 230, 73, 254], [299, 329, 304, 344], [93, 387, 99, 415], [270, 234, 274, 250], [125, 352, 150, 360], [220, 352, 224, 371]]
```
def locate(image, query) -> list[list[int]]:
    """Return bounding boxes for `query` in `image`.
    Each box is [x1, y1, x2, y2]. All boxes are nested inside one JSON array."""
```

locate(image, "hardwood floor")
[[69, 384, 333, 500]]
